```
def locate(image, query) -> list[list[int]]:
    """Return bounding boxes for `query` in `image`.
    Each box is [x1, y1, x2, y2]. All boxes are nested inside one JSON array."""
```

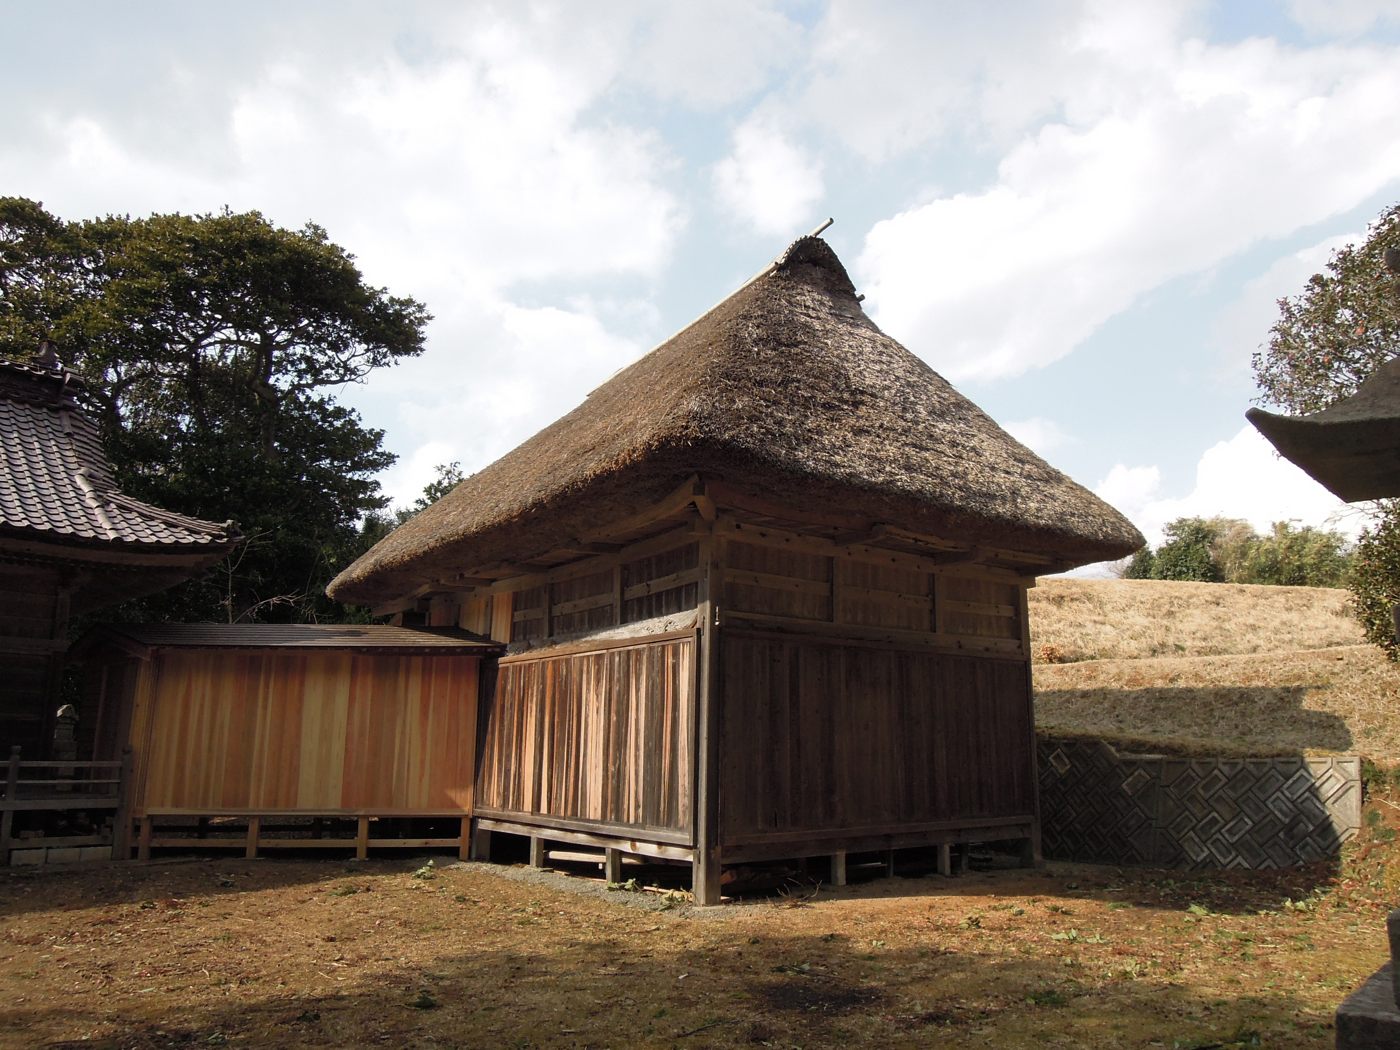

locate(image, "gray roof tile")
[[0, 358, 240, 551]]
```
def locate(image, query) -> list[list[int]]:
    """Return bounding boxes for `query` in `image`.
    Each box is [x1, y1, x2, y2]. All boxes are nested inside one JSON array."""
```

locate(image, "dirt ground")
[[4, 795, 1398, 1050]]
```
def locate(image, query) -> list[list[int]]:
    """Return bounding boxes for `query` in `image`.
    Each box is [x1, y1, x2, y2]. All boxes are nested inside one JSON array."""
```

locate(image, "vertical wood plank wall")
[[719, 633, 1035, 844], [712, 522, 1037, 853], [475, 637, 694, 840], [0, 564, 64, 755], [128, 651, 480, 815]]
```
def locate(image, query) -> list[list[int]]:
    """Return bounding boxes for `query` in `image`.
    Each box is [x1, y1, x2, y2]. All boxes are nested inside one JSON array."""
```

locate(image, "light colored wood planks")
[[132, 651, 479, 817], [476, 635, 695, 836]]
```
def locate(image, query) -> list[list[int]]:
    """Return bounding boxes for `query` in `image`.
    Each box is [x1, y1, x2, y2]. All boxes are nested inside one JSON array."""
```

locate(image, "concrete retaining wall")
[[1038, 736, 1361, 869]]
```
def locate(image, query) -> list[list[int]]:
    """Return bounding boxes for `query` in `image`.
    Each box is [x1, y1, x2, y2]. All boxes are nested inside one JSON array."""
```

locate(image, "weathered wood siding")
[[0, 565, 64, 754], [128, 651, 480, 815], [717, 521, 1027, 657], [501, 535, 701, 646], [476, 636, 694, 839], [720, 631, 1036, 844]]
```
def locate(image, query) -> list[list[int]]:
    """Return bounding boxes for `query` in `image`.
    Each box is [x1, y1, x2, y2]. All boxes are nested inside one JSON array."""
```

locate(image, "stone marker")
[[1335, 909, 1400, 1048]]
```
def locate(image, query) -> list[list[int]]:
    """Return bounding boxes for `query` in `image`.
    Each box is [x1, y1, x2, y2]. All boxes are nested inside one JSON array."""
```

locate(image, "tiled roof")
[[91, 622, 501, 652], [0, 357, 240, 551]]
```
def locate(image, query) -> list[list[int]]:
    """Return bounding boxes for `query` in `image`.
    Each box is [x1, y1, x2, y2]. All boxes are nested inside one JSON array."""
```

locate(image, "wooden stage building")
[[329, 236, 1143, 902], [77, 623, 500, 859]]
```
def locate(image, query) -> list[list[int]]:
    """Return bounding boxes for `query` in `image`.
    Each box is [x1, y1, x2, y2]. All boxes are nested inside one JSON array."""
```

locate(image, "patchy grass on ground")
[[4, 794, 1399, 1050]]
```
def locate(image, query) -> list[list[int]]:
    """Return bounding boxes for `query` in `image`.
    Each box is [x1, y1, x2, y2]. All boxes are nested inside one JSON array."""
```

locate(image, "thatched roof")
[[1246, 355, 1400, 502], [329, 237, 1143, 607]]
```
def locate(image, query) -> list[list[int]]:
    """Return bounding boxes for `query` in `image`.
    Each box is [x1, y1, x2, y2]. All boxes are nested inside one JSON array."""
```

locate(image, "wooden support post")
[[937, 843, 952, 877], [137, 816, 152, 862], [830, 851, 847, 887], [1019, 584, 1044, 871], [1019, 835, 1039, 868], [604, 847, 623, 884], [1, 746, 21, 862], [470, 823, 492, 861], [111, 747, 134, 861], [884, 849, 897, 878], [529, 836, 546, 868], [458, 816, 472, 861], [355, 816, 369, 860], [954, 843, 969, 875], [692, 531, 723, 906], [613, 564, 625, 627], [245, 816, 260, 860]]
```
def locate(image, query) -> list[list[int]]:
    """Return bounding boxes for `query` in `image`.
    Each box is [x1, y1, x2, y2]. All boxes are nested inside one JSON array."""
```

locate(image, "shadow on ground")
[[1036, 684, 1354, 754], [15, 922, 1335, 1049]]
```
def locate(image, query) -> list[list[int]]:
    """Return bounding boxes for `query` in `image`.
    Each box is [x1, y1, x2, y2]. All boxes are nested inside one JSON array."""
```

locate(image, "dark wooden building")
[[329, 236, 1143, 902], [0, 351, 239, 756]]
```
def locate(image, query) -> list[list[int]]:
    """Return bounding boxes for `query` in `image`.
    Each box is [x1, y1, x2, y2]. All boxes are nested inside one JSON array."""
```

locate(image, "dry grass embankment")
[[1028, 578, 1400, 763], [1028, 578, 1361, 664]]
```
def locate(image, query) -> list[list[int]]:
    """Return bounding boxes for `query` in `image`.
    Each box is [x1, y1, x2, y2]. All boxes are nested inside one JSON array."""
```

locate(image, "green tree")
[[1209, 518, 1260, 583], [0, 198, 430, 622], [1124, 516, 1351, 587], [1254, 203, 1400, 415], [1350, 515, 1400, 655], [1252, 201, 1400, 655], [1151, 517, 1225, 582], [1237, 521, 1350, 587], [1122, 546, 1156, 579]]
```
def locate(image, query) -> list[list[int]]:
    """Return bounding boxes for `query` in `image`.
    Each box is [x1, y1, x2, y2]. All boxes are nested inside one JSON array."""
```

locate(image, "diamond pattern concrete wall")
[[1038, 736, 1361, 869]]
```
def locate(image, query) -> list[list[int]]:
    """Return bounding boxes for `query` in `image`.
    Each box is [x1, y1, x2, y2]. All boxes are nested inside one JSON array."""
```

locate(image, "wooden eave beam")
[[928, 546, 986, 567], [0, 536, 231, 569], [493, 560, 556, 576], [831, 523, 892, 547], [370, 597, 420, 618], [561, 541, 624, 555]]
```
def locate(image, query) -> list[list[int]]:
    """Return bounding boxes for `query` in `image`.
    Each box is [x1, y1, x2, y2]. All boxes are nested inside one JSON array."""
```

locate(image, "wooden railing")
[[0, 746, 132, 861]]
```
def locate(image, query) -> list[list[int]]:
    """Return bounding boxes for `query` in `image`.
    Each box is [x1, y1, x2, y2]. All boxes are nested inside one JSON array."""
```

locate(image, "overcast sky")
[[6, 1, 1400, 565]]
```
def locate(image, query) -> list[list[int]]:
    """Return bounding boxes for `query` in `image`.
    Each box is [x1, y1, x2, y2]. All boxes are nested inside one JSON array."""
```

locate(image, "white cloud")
[[359, 293, 648, 490], [624, 2, 803, 109], [855, 16, 1400, 382], [0, 7, 687, 507], [1095, 463, 1164, 522], [5, 8, 683, 303], [1289, 0, 1400, 37], [713, 116, 825, 237], [797, 0, 1113, 160], [1004, 417, 1076, 457], [1095, 425, 1367, 549]]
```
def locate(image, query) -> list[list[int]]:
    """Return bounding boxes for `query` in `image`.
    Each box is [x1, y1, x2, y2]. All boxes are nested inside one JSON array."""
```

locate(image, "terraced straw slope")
[[1028, 578, 1400, 763]]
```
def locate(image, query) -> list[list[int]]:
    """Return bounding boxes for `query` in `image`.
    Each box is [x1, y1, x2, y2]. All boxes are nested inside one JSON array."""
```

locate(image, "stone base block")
[[79, 845, 112, 862], [9, 849, 45, 866], [1337, 963, 1400, 1049], [45, 847, 81, 864]]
